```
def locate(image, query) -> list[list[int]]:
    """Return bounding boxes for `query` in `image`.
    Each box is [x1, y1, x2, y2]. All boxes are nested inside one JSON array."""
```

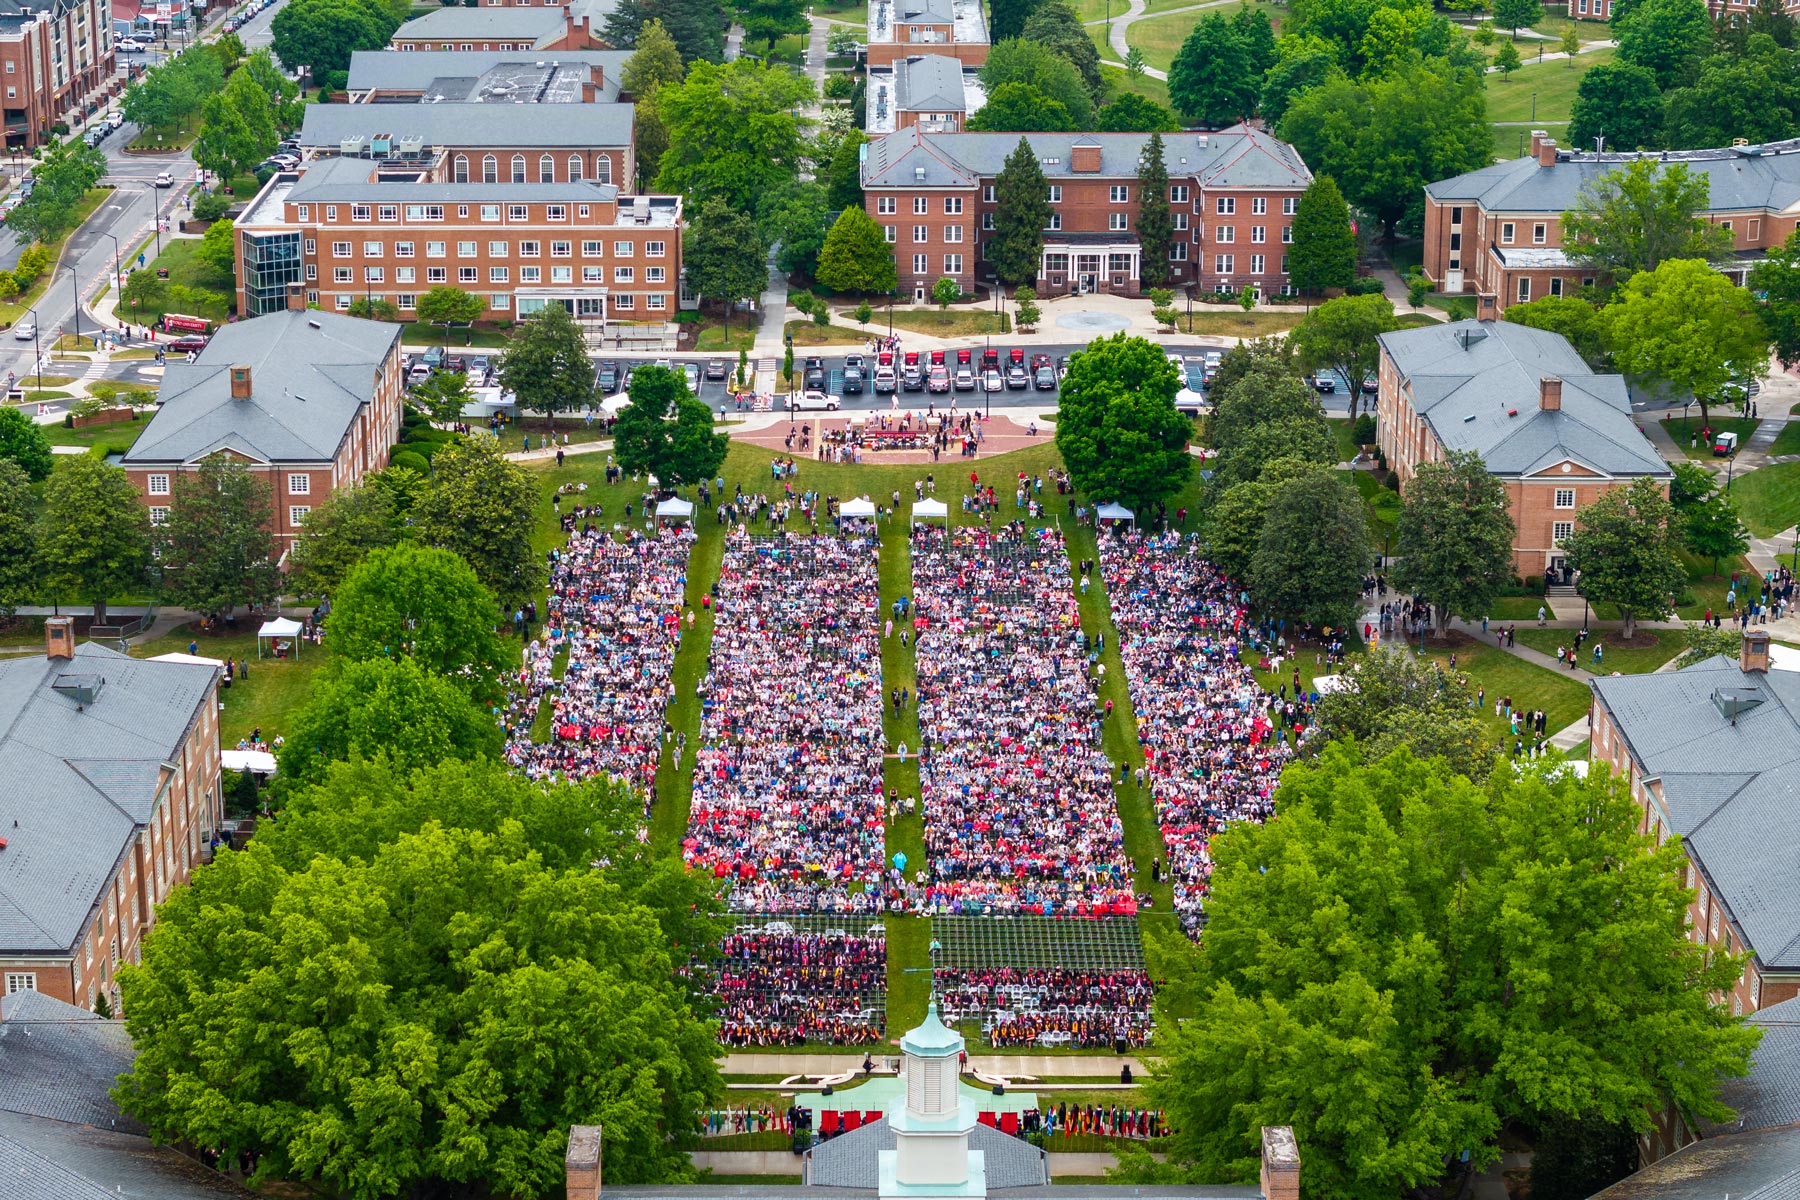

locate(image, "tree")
[[988, 0, 1043, 42], [34, 457, 149, 624], [990, 138, 1050, 287], [1662, 38, 1800, 150], [613, 365, 729, 491], [931, 276, 960, 308], [1493, 38, 1522, 75], [1494, 0, 1539, 34], [412, 370, 475, 427], [1681, 488, 1750, 575], [1054, 334, 1193, 513], [1615, 0, 1711, 88], [1216, 415, 1335, 486], [1233, 2, 1279, 73], [1675, 619, 1746, 667], [156, 458, 281, 621], [1136, 134, 1173, 289], [240, 49, 304, 133], [0, 405, 53, 482], [1137, 742, 1757, 1197], [121, 49, 222, 133], [1560, 23, 1581, 58], [759, 180, 830, 279], [193, 218, 237, 284], [979, 40, 1094, 128], [412, 439, 544, 608], [1250, 467, 1367, 627], [1095, 93, 1181, 132], [0, 461, 39, 616], [116, 760, 723, 1200], [6, 139, 105, 245], [1567, 61, 1665, 151], [1750, 228, 1800, 368], [1259, 34, 1339, 125], [413, 285, 485, 337], [1750, 0, 1798, 45], [278, 656, 502, 786], [1207, 358, 1325, 454], [1124, 46, 1147, 79], [329, 543, 504, 683], [815, 205, 898, 293], [1169, 13, 1258, 126], [345, 297, 400, 322], [1308, 650, 1496, 780], [1560, 478, 1687, 638], [606, 0, 728, 62], [655, 61, 814, 211], [1205, 477, 1276, 584], [287, 484, 400, 598], [1390, 450, 1517, 636], [1013, 284, 1041, 330], [1020, 1, 1102, 96], [269, 0, 397, 79], [1503, 295, 1607, 364], [1563, 161, 1733, 281], [965, 82, 1076, 132], [824, 129, 866, 212], [684, 197, 769, 340], [1601, 258, 1769, 428], [621, 20, 685, 189], [854, 300, 874, 329], [1287, 175, 1356, 296], [740, 0, 808, 48], [1288, 294, 1398, 420], [497, 303, 594, 421]]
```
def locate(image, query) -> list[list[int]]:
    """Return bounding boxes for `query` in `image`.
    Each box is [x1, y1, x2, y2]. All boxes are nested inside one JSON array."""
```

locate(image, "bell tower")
[[880, 996, 986, 1198]]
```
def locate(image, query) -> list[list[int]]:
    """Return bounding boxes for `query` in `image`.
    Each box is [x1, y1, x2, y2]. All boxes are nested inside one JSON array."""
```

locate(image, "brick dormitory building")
[[0, 0, 117, 149], [860, 125, 1314, 301]]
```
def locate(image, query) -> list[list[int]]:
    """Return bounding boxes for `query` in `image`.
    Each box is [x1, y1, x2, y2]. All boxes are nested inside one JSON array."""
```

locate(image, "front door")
[[1078, 273, 1096, 294]]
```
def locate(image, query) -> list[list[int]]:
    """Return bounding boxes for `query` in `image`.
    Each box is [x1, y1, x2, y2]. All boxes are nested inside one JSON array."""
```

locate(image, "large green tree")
[[328, 543, 505, 684], [1615, 0, 1712, 88], [412, 438, 544, 607], [121, 47, 223, 133], [988, 0, 1043, 42], [35, 457, 149, 624], [497, 303, 594, 421], [1493, 0, 1539, 33], [1020, 1, 1103, 97], [1250, 466, 1367, 627], [1663, 37, 1800, 150], [605, 0, 728, 62], [0, 461, 39, 616], [654, 60, 813, 211], [1390, 450, 1517, 636], [614, 364, 730, 490], [278, 655, 503, 786], [269, 0, 397, 79], [1054, 334, 1192, 513], [1567, 61, 1664, 152], [1259, 33, 1339, 125], [965, 82, 1076, 132], [156, 458, 281, 621], [1136, 134, 1173, 289], [287, 484, 401, 598], [759, 180, 831, 279], [621, 20, 686, 190], [1560, 477, 1688, 638], [1749, 227, 1800, 368], [116, 758, 724, 1200], [412, 370, 474, 427], [1206, 362, 1333, 488], [990, 139, 1051, 288], [1502, 295, 1607, 365], [413, 285, 485, 336], [824, 130, 867, 213], [1562, 160, 1734, 282], [1169, 12, 1258, 127], [738, 0, 808, 49], [1308, 651, 1496, 780], [978, 39, 1094, 128], [6, 138, 105, 245], [1287, 174, 1356, 296], [815, 205, 898, 294], [683, 197, 769, 341], [195, 68, 279, 182], [0, 405, 53, 482], [1094, 93, 1182, 132], [1600, 257, 1769, 428], [1287, 293, 1398, 420]]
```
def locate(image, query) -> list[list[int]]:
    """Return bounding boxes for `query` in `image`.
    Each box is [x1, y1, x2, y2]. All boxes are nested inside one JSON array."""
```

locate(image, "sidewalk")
[[718, 1052, 1147, 1077]]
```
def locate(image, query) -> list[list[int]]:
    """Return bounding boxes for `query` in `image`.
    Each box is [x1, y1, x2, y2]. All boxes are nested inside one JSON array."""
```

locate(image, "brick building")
[[120, 307, 404, 549], [861, 125, 1312, 301], [0, 620, 220, 1013], [1422, 132, 1800, 305], [0, 0, 116, 149], [1374, 319, 1670, 580], [865, 53, 986, 135], [388, 0, 612, 52], [866, 0, 988, 69]]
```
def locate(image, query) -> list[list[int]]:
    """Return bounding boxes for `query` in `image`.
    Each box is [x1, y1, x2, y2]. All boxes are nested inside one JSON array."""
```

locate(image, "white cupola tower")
[[880, 996, 987, 1198]]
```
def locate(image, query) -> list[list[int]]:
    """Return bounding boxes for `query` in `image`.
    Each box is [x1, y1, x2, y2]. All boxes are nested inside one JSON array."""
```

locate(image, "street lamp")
[[25, 305, 40, 393], [146, 184, 163, 259], [68, 264, 82, 347], [102, 232, 122, 319]]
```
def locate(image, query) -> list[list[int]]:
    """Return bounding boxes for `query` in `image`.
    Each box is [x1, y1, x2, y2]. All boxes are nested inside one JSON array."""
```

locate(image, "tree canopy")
[[287, 483, 402, 598], [1567, 61, 1665, 153], [1054, 334, 1192, 514], [1094, 93, 1182, 132], [1309, 651, 1497, 779], [1749, 226, 1800, 369], [1287, 174, 1357, 296], [654, 60, 813, 210], [269, 0, 398, 79], [411, 438, 545, 608], [1169, 12, 1261, 126], [1600, 257, 1769, 426], [34, 456, 150, 624], [0, 461, 39, 617], [497, 303, 595, 419], [621, 20, 686, 189], [1250, 466, 1367, 628], [978, 40, 1094, 129], [1560, 477, 1688, 638], [0, 405, 53, 482], [156, 458, 282, 621], [1562, 160, 1734, 281], [990, 138, 1050, 287], [683, 197, 770, 326], [605, 0, 728, 62], [614, 364, 730, 490], [1390, 450, 1518, 636], [278, 655, 503, 786], [328, 543, 505, 687], [1287, 293, 1398, 420], [816, 205, 899, 294]]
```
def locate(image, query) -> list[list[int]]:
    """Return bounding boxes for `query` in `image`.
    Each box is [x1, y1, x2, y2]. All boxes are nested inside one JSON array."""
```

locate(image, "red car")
[[167, 335, 208, 353]]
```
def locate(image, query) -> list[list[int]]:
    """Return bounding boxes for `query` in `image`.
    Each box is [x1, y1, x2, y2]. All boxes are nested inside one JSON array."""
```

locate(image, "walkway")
[[719, 1052, 1148, 1076], [751, 245, 791, 358]]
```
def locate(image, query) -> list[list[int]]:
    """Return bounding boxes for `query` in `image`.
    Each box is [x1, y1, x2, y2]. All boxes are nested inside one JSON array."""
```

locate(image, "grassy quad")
[[1661, 415, 1761, 460]]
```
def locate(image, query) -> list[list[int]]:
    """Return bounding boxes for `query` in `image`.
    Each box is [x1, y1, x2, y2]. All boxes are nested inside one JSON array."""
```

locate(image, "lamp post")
[[102, 232, 122, 319], [24, 305, 40, 392], [146, 184, 162, 259], [68, 264, 82, 348]]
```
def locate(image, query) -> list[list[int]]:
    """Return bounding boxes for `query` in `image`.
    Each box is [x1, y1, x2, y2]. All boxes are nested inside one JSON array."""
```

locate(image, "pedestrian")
[[1537, 604, 1547, 625]]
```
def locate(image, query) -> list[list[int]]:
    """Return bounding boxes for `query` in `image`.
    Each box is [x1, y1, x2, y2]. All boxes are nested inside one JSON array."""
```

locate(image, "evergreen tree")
[[621, 20, 685, 189], [1020, 1, 1102, 97], [989, 0, 1043, 43], [605, 0, 728, 62], [815, 206, 898, 293], [990, 138, 1050, 287], [1287, 174, 1356, 295], [1135, 134, 1173, 289]]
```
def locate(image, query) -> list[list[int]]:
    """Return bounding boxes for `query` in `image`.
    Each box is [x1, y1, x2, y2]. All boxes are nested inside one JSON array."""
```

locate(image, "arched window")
[[539, 153, 554, 183], [596, 153, 612, 185], [511, 154, 526, 183], [453, 154, 469, 183], [568, 154, 582, 181], [482, 154, 497, 183]]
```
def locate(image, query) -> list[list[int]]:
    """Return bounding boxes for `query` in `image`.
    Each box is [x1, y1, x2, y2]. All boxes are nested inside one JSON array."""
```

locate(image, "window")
[[1251, 196, 1267, 215], [984, 185, 996, 202], [551, 241, 572, 257], [912, 253, 928, 274], [1215, 254, 1234, 273], [945, 225, 963, 243], [944, 197, 962, 214], [520, 241, 541, 257], [1750, 217, 1762, 240], [982, 212, 996, 231], [1251, 226, 1265, 243], [614, 240, 636, 257], [1110, 185, 1129, 203], [306, 265, 318, 281], [551, 267, 572, 283], [147, 474, 170, 496], [511, 154, 526, 183], [1282, 197, 1298, 215], [288, 474, 309, 495], [615, 266, 634, 282], [1170, 184, 1189, 203], [1517, 277, 1531, 303], [149, 506, 168, 524], [377, 205, 398, 222], [482, 155, 498, 183], [453, 153, 470, 183], [296, 204, 309, 221], [480, 204, 501, 222], [878, 196, 897, 215], [1048, 185, 1062, 203], [458, 241, 477, 257], [582, 240, 603, 257], [583, 266, 605, 283], [460, 267, 480, 283], [487, 240, 508, 257], [1047, 213, 1061, 231], [1555, 488, 1575, 509], [398, 294, 416, 310], [403, 204, 443, 221], [427, 267, 447, 283], [395, 242, 414, 258], [1553, 520, 1573, 545], [362, 241, 383, 257], [1109, 212, 1128, 231], [538, 154, 554, 183], [520, 266, 540, 282], [333, 267, 352, 283], [5, 974, 35, 995], [1174, 212, 1189, 231], [613, 293, 634, 310], [492, 294, 510, 309], [304, 239, 316, 255], [547, 205, 566, 222], [944, 254, 962, 274], [569, 155, 583, 181], [1215, 226, 1234, 243], [509, 204, 529, 221], [331, 241, 351, 257], [364, 267, 383, 283], [1532, 223, 1547, 244], [1216, 197, 1236, 215], [648, 294, 667, 310], [913, 225, 929, 243], [289, 506, 311, 526], [914, 196, 929, 214], [885, 225, 897, 243], [1171, 242, 1188, 261], [427, 241, 446, 258], [647, 266, 666, 282], [1250, 254, 1265, 275], [351, 204, 372, 222], [326, 206, 338, 221], [596, 154, 612, 185], [489, 266, 509, 282], [1550, 277, 1564, 297], [1501, 222, 1515, 243]]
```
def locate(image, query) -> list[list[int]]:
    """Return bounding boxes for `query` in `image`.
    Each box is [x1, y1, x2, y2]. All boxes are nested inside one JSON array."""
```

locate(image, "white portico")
[[880, 998, 987, 1199]]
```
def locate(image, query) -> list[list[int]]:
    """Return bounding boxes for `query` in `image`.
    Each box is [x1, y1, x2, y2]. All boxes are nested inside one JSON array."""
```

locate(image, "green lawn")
[[130, 237, 234, 325], [785, 319, 868, 346], [1770, 421, 1800, 456], [1661, 416, 1760, 460], [1729, 461, 1800, 536], [1121, 0, 1286, 71], [884, 309, 1009, 337], [1099, 63, 1172, 110], [1491, 121, 1568, 163], [1485, 46, 1613, 124], [1176, 309, 1302, 336], [126, 122, 199, 153], [812, 0, 869, 24], [43, 415, 150, 451], [1420, 636, 1594, 743], [690, 320, 757, 353], [129, 627, 324, 748], [1514, 627, 1681, 674]]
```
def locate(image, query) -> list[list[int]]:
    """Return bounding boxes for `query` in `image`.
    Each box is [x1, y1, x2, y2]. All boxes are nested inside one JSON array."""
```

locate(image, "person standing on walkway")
[[1537, 605, 1547, 625]]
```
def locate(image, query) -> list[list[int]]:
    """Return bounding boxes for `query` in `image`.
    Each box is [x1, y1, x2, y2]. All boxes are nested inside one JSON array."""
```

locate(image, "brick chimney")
[[1477, 292, 1497, 320], [230, 365, 252, 399], [1260, 1126, 1299, 1200], [1537, 136, 1558, 168], [287, 282, 306, 313], [1742, 629, 1771, 673], [1527, 128, 1551, 159], [1540, 376, 1561, 411], [44, 615, 74, 661], [565, 1125, 602, 1200]]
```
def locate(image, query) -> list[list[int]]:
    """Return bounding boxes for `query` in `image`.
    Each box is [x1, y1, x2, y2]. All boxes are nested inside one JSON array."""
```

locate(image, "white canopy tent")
[[654, 496, 695, 524], [1096, 502, 1135, 526], [148, 651, 227, 668], [221, 749, 278, 776], [911, 498, 949, 527], [255, 616, 304, 659], [840, 496, 878, 519]]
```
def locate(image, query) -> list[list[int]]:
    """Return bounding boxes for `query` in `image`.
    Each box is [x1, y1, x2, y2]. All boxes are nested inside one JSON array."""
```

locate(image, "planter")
[[71, 407, 137, 429]]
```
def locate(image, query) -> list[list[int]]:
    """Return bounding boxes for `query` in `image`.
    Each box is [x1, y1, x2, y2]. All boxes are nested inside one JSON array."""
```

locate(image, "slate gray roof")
[[894, 54, 968, 112], [0, 1109, 252, 1199], [282, 154, 622, 207], [0, 991, 138, 1131], [390, 0, 616, 43], [0, 643, 217, 954], [298, 100, 633, 151], [1703, 996, 1800, 1137], [805, 1117, 1050, 1190], [895, 0, 957, 22], [1590, 658, 1800, 969], [1427, 138, 1800, 215], [1589, 1122, 1800, 1200], [1377, 319, 1669, 479], [123, 309, 401, 468], [346, 49, 631, 98], [862, 125, 1310, 189]]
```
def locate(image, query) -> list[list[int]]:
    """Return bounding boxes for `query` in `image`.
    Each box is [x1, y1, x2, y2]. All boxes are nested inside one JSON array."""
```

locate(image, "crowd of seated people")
[[696, 925, 888, 1047], [935, 966, 1154, 1048]]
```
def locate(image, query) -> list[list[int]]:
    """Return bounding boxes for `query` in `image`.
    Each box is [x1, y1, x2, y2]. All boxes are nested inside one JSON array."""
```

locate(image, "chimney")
[[1539, 376, 1561, 411], [565, 1125, 602, 1200], [1477, 292, 1497, 320], [1527, 128, 1550, 159], [1260, 1127, 1300, 1200], [1537, 136, 1558, 168], [230, 365, 252, 399], [581, 65, 598, 103], [1742, 629, 1771, 673], [44, 615, 74, 661], [287, 282, 306, 313]]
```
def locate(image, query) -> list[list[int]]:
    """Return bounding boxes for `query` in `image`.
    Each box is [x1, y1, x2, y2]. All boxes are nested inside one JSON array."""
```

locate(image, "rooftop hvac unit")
[[371, 132, 392, 154], [340, 135, 366, 155], [396, 135, 425, 155]]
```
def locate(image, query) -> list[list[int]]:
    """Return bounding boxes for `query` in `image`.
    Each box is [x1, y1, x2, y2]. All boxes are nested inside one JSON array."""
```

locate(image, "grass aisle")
[[648, 522, 727, 854]]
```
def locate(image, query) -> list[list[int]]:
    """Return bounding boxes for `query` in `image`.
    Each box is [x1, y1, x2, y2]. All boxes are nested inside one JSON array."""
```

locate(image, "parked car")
[[1004, 360, 1028, 390], [705, 358, 727, 381], [683, 362, 701, 392], [901, 352, 924, 392], [168, 334, 208, 353], [953, 363, 975, 392], [444, 356, 467, 375], [1033, 365, 1056, 391], [842, 353, 866, 395], [788, 388, 841, 411], [803, 355, 825, 390], [597, 361, 620, 392], [408, 361, 432, 385], [468, 355, 490, 381], [981, 367, 1003, 393], [1310, 375, 1336, 393], [927, 363, 950, 393]]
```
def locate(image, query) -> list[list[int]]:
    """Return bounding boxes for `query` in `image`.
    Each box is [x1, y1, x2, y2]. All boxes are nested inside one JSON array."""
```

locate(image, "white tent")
[[1096, 502, 1135, 526], [148, 651, 227, 667], [599, 391, 633, 415], [911, 498, 949, 527], [1311, 673, 1353, 696], [654, 496, 694, 524], [221, 749, 277, 775], [840, 496, 878, 519], [256, 616, 304, 659]]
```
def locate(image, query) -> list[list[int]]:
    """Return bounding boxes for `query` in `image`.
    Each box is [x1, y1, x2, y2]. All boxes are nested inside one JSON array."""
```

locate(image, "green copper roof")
[[900, 996, 964, 1057]]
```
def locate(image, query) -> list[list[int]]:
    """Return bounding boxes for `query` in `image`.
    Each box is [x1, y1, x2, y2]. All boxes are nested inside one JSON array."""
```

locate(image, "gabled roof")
[[1703, 996, 1800, 1138], [0, 1109, 253, 1200], [123, 310, 400, 468], [389, 0, 615, 42], [861, 125, 1310, 189], [0, 991, 137, 1130], [893, 54, 968, 112], [1427, 137, 1800, 215], [297, 101, 633, 151], [1378, 320, 1669, 478]]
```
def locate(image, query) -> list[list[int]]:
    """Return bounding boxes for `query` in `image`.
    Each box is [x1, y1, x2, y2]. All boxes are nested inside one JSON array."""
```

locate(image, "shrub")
[[1152, 306, 1178, 329], [1346, 276, 1387, 296], [1351, 413, 1376, 445], [823, 74, 856, 100], [390, 448, 430, 474], [1147, 287, 1174, 308], [193, 193, 230, 222]]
